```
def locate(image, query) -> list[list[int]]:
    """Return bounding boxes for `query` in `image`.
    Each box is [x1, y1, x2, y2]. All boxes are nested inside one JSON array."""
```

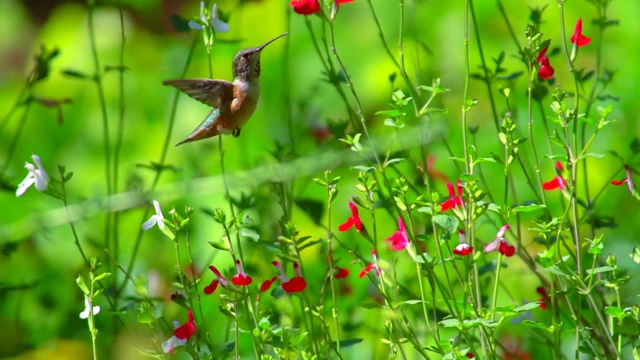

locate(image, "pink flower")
[[611, 165, 635, 194], [386, 217, 410, 250], [231, 260, 252, 286], [338, 201, 363, 232], [453, 230, 473, 256], [204, 266, 227, 295], [358, 250, 381, 278], [440, 180, 463, 211], [570, 18, 591, 47], [484, 225, 515, 257], [536, 46, 555, 80], [162, 310, 196, 353]]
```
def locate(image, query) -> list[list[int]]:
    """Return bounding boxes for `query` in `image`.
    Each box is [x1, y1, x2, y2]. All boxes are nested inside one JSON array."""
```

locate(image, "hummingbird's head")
[[232, 33, 288, 83]]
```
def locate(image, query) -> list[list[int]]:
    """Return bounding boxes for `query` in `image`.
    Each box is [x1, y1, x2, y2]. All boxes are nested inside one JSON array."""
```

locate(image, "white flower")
[[161, 321, 188, 353], [16, 154, 49, 197], [188, 2, 230, 33], [142, 200, 165, 230], [483, 224, 510, 253], [79, 298, 101, 319]]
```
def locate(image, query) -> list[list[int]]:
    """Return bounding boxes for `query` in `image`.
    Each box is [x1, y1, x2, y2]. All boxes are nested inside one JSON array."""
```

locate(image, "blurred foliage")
[[1, 0, 640, 359]]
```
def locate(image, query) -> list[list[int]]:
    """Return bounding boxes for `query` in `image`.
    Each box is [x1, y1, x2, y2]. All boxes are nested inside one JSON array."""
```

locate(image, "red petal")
[[334, 267, 350, 279], [282, 277, 307, 293], [232, 274, 253, 286], [542, 176, 565, 190], [290, 0, 320, 15], [203, 279, 219, 295], [498, 241, 516, 257], [338, 217, 354, 232], [537, 57, 555, 80], [260, 276, 278, 292], [611, 179, 628, 186], [537, 46, 549, 63]]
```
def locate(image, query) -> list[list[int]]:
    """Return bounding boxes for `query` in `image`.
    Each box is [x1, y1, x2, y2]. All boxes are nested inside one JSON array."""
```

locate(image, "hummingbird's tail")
[[175, 110, 221, 146]]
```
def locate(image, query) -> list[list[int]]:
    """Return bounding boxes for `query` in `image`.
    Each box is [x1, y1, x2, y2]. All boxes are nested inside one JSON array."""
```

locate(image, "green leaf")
[[604, 306, 623, 318], [512, 203, 546, 213], [170, 15, 192, 32], [586, 266, 615, 276], [432, 214, 459, 235], [339, 338, 363, 349]]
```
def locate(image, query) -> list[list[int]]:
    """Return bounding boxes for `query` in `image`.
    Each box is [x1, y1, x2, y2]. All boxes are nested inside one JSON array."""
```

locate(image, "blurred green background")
[[1, 0, 640, 358]]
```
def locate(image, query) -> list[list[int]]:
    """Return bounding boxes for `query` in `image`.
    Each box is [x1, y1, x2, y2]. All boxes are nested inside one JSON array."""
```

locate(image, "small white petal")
[[16, 174, 36, 197], [142, 215, 159, 231], [162, 335, 187, 353], [211, 19, 230, 33], [80, 299, 100, 319], [188, 20, 204, 30], [483, 240, 499, 253], [152, 200, 165, 229]]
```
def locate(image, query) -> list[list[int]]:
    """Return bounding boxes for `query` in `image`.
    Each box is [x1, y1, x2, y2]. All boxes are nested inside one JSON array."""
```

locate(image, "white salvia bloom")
[[162, 321, 188, 353], [209, 3, 230, 33], [142, 200, 165, 230], [188, 2, 229, 33], [16, 154, 49, 197], [79, 298, 101, 319]]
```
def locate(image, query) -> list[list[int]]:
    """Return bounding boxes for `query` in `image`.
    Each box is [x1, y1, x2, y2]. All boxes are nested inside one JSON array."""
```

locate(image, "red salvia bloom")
[[290, 0, 320, 15], [611, 165, 635, 194], [338, 201, 363, 232], [162, 310, 196, 353], [174, 309, 195, 340], [542, 176, 566, 191], [498, 240, 516, 257], [204, 266, 228, 294], [386, 217, 410, 251], [466, 352, 475, 359], [334, 267, 350, 279], [260, 276, 278, 292], [440, 180, 463, 211], [536, 46, 555, 80], [453, 230, 473, 256], [537, 286, 551, 309], [358, 250, 381, 278], [231, 260, 253, 286], [484, 225, 515, 257], [570, 18, 591, 47]]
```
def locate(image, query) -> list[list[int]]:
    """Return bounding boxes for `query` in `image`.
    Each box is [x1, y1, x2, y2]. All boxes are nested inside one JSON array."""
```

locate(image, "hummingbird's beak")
[[257, 32, 288, 51]]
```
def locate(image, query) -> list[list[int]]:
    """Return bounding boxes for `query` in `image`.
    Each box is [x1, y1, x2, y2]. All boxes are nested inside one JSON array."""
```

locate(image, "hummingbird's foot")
[[232, 128, 241, 137]]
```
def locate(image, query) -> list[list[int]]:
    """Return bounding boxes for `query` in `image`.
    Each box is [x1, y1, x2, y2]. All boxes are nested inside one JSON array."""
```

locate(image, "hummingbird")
[[163, 32, 288, 146]]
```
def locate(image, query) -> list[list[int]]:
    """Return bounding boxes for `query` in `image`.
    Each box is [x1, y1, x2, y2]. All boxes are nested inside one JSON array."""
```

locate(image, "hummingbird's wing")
[[163, 79, 234, 109]]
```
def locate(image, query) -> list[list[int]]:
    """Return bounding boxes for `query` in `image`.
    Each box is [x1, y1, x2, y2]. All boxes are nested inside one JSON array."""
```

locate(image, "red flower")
[[260, 276, 278, 292], [262, 261, 307, 293], [338, 201, 363, 232], [484, 225, 515, 257], [358, 250, 380, 278], [290, 0, 320, 15], [453, 230, 474, 256], [536, 46, 555, 80], [611, 165, 635, 194], [570, 18, 591, 47], [386, 217, 410, 251], [466, 352, 475, 359], [231, 260, 252, 286], [204, 266, 227, 294], [542, 176, 566, 191], [162, 310, 196, 353], [440, 180, 463, 211], [498, 240, 516, 257], [427, 155, 448, 182], [174, 310, 195, 339], [537, 286, 551, 309], [334, 267, 350, 279]]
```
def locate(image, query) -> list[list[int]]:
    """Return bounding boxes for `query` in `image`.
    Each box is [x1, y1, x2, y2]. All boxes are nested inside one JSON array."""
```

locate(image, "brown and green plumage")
[[163, 32, 287, 146]]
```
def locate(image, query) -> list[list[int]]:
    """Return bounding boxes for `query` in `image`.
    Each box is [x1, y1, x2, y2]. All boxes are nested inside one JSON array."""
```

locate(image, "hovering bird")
[[164, 32, 288, 146]]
